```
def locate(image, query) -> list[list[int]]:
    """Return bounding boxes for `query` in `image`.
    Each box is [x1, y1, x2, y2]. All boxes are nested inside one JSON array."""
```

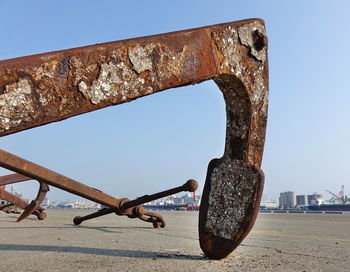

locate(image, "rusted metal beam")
[[0, 173, 31, 185], [0, 19, 269, 259], [121, 179, 198, 210], [0, 149, 120, 208], [0, 186, 29, 209]]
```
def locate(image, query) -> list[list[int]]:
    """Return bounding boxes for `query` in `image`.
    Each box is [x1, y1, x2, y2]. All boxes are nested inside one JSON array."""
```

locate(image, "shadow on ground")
[[0, 244, 206, 260], [0, 223, 155, 233]]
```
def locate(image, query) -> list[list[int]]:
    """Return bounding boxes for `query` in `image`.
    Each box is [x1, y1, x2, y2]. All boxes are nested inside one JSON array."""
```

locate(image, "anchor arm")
[[0, 177, 48, 220], [16, 181, 49, 222]]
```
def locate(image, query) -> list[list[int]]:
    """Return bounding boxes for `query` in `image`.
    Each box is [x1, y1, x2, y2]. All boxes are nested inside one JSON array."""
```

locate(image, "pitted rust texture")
[[203, 21, 268, 242], [205, 160, 259, 239], [77, 44, 189, 105], [0, 19, 269, 259], [0, 30, 214, 136], [0, 79, 38, 131]]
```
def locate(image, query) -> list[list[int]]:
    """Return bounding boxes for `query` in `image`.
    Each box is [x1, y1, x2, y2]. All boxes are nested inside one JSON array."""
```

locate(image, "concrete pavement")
[[0, 210, 349, 271]]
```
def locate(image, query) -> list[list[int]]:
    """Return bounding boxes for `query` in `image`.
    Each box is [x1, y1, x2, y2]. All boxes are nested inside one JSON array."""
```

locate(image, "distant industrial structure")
[[279, 191, 326, 208], [296, 195, 307, 206], [10, 186, 23, 200], [279, 191, 327, 208], [307, 193, 323, 205], [325, 185, 349, 204], [279, 191, 296, 209]]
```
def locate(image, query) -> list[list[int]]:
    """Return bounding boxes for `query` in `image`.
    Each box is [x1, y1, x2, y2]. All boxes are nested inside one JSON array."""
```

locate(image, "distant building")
[[145, 192, 200, 206], [173, 193, 195, 204], [279, 191, 296, 208], [296, 195, 307, 206], [10, 186, 23, 199], [10, 186, 16, 195]]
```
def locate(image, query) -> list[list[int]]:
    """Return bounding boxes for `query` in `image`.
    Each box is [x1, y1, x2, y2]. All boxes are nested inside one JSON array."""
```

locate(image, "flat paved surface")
[[0, 210, 349, 272]]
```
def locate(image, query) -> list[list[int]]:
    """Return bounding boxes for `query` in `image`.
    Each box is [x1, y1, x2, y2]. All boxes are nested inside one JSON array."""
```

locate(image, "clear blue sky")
[[0, 1, 349, 202]]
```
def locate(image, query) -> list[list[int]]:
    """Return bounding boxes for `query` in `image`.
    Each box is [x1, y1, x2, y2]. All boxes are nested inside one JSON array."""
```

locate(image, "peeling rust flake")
[[238, 21, 267, 62], [0, 79, 39, 132], [128, 45, 153, 73], [76, 43, 189, 105]]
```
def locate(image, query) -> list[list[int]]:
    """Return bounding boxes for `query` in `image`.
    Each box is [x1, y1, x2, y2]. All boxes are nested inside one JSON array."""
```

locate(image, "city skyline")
[[6, 183, 346, 205]]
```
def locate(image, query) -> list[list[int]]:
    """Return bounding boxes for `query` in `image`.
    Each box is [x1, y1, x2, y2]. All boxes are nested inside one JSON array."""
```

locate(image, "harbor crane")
[[325, 185, 346, 204]]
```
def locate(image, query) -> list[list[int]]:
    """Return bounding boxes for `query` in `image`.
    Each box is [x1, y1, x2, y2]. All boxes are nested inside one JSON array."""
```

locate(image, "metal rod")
[[0, 149, 120, 208], [121, 179, 198, 210], [73, 180, 197, 225], [73, 208, 114, 225]]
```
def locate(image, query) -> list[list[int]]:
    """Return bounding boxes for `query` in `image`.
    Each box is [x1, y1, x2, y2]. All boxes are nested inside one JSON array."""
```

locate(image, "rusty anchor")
[[0, 19, 268, 259], [0, 174, 48, 221]]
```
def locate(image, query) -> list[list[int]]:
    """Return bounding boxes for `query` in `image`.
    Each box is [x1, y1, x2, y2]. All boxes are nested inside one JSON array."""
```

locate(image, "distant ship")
[[307, 204, 350, 211], [143, 203, 199, 211], [307, 185, 350, 211]]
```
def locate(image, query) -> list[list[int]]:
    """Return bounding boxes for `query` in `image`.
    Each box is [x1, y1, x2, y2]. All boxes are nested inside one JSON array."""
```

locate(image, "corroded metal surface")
[[0, 174, 48, 221], [16, 181, 49, 222], [0, 173, 31, 185], [0, 19, 269, 259], [0, 184, 46, 220], [0, 27, 215, 135]]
